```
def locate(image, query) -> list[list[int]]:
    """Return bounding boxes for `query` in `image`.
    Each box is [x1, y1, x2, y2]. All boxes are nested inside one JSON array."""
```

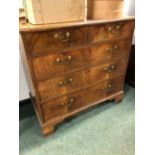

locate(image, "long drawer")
[[42, 76, 124, 122], [37, 57, 128, 100], [32, 40, 131, 81], [89, 21, 134, 43]]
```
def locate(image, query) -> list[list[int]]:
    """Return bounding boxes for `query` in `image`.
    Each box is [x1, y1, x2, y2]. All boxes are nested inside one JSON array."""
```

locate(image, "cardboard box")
[[23, 0, 86, 24], [87, 0, 124, 20]]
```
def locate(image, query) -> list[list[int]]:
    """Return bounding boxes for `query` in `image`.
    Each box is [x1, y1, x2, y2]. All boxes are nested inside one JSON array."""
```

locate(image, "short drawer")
[[42, 76, 123, 122], [32, 48, 89, 81], [89, 40, 131, 64], [24, 27, 88, 54], [37, 58, 128, 100], [89, 21, 134, 43]]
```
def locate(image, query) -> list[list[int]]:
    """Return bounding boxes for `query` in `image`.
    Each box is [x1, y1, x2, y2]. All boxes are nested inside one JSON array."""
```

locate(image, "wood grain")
[[89, 21, 135, 43], [19, 16, 135, 136], [36, 57, 128, 101], [42, 76, 124, 122], [19, 16, 135, 33], [23, 26, 88, 54]]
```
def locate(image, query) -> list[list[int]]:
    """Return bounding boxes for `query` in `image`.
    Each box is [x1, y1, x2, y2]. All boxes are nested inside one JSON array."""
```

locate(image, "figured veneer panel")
[[19, 15, 135, 136], [37, 57, 128, 100], [24, 27, 88, 54], [42, 76, 123, 122], [89, 21, 134, 43]]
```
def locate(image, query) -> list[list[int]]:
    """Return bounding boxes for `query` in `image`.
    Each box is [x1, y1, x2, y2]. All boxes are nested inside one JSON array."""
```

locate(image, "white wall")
[[19, 56, 29, 100], [19, 0, 30, 101], [19, 0, 135, 101], [124, 0, 135, 44]]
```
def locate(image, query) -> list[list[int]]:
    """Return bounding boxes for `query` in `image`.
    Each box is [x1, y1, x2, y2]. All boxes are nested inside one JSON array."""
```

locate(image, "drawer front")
[[32, 48, 88, 81], [89, 21, 134, 43], [89, 40, 131, 64], [42, 76, 123, 122], [32, 41, 130, 81], [37, 58, 128, 100], [25, 27, 88, 54], [106, 77, 124, 96]]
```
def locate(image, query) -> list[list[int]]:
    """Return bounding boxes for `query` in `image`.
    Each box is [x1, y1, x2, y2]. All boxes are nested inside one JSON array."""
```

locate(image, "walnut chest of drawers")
[[19, 17, 135, 136]]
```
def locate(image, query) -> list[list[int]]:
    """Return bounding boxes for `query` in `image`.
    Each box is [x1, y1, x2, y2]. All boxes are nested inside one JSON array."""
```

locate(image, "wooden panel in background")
[[87, 0, 124, 20]]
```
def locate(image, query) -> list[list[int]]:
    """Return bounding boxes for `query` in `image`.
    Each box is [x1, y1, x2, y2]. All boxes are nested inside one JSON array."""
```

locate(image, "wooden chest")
[[19, 16, 135, 136]]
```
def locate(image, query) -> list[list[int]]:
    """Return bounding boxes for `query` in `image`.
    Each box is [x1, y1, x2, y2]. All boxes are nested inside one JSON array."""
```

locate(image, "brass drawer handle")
[[106, 45, 118, 52], [60, 102, 66, 106], [64, 55, 72, 64], [56, 55, 72, 64], [108, 84, 112, 89], [113, 45, 118, 50], [101, 83, 112, 91], [58, 78, 73, 86], [54, 33, 59, 40], [106, 47, 113, 52], [116, 25, 121, 30], [68, 98, 74, 106], [107, 82, 113, 92], [67, 55, 72, 61], [67, 98, 75, 110], [104, 65, 116, 73], [107, 26, 112, 32], [56, 57, 62, 63], [60, 97, 74, 107], [53, 32, 71, 42], [58, 81, 64, 86], [62, 32, 71, 43], [68, 78, 73, 83]]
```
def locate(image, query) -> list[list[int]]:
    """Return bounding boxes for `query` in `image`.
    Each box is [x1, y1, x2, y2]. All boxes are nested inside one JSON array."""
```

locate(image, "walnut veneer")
[[19, 16, 135, 136]]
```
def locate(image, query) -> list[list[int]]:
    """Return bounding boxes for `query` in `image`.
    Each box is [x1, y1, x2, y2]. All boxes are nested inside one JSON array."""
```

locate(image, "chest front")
[[20, 19, 134, 136]]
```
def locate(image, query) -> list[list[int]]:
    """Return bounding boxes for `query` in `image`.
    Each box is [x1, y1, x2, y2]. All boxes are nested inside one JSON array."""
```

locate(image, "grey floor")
[[19, 84, 135, 155]]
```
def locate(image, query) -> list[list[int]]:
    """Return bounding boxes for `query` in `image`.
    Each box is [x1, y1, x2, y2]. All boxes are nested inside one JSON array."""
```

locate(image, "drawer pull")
[[67, 55, 72, 61], [106, 47, 113, 52], [60, 97, 74, 107], [58, 81, 63, 86], [56, 57, 62, 63], [65, 55, 72, 63], [68, 78, 73, 83], [56, 56, 72, 64], [58, 78, 73, 86], [62, 32, 71, 43], [106, 45, 118, 52], [107, 83, 113, 92], [54, 33, 59, 40], [68, 98, 74, 106], [107, 26, 112, 32], [114, 45, 118, 49], [104, 65, 116, 72], [69, 98, 74, 103], [60, 102, 66, 106], [67, 98, 75, 110], [116, 25, 121, 30], [108, 84, 112, 89]]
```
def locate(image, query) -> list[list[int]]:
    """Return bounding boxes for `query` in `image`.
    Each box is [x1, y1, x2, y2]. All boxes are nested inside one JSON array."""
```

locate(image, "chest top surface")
[[19, 14, 135, 33]]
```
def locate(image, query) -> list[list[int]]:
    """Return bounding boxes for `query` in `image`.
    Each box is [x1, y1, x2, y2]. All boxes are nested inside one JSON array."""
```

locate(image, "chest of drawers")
[[19, 17, 135, 136]]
